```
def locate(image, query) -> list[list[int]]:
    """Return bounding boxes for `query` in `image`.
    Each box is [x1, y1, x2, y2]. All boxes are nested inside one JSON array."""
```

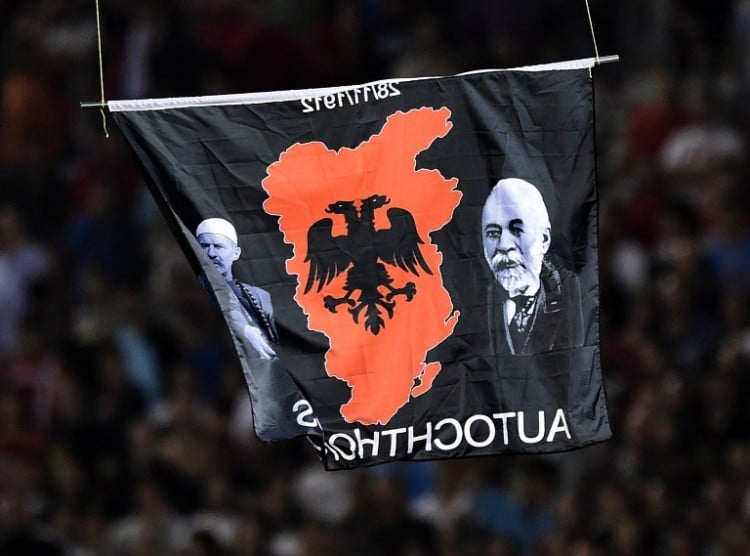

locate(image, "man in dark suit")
[[196, 217, 279, 360], [482, 179, 583, 356]]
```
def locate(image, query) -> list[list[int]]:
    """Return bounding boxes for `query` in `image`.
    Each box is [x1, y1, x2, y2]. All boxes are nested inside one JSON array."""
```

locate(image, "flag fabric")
[[112, 58, 611, 470]]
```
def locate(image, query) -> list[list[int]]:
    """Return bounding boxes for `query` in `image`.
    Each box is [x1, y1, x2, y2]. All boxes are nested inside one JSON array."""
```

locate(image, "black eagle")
[[304, 194, 432, 335]]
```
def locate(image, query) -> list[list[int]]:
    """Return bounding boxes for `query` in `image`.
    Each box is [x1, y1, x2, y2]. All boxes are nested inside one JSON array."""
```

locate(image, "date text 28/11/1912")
[[301, 82, 401, 113]]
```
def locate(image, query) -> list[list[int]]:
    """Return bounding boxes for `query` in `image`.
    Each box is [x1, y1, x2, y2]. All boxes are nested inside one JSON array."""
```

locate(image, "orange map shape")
[[263, 107, 461, 425]]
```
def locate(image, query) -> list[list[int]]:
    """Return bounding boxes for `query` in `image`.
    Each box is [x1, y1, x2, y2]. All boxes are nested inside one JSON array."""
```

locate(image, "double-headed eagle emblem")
[[304, 194, 431, 335]]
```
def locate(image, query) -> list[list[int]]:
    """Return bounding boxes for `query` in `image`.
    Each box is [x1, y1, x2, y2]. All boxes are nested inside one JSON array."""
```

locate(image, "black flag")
[[113, 58, 611, 470]]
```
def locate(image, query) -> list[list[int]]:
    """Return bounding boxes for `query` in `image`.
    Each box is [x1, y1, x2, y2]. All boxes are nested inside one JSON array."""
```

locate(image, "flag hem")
[[107, 56, 607, 112]]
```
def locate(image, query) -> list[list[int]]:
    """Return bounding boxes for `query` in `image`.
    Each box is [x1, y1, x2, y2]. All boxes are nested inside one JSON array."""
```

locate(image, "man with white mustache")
[[196, 217, 278, 361], [482, 178, 583, 355]]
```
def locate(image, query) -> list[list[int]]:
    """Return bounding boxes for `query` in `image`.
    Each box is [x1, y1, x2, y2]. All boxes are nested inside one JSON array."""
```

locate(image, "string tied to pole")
[[95, 0, 109, 138], [584, 0, 601, 77]]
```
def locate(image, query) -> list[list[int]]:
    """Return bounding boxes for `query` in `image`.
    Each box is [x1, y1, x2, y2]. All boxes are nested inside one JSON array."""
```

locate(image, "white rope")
[[95, 0, 110, 137], [584, 0, 601, 64]]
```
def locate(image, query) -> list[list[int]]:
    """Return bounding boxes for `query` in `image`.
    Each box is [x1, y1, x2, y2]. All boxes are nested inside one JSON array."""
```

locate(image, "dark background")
[[1, 1, 749, 554]]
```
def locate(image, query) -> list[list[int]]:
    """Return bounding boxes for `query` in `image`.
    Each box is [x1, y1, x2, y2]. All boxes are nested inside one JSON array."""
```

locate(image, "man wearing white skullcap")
[[196, 217, 278, 360]]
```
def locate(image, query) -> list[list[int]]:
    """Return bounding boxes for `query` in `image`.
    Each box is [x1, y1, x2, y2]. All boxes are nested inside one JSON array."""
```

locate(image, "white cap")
[[195, 218, 238, 244]]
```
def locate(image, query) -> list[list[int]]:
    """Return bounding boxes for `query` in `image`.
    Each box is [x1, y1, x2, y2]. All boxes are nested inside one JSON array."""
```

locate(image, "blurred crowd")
[[1, 1, 750, 555]]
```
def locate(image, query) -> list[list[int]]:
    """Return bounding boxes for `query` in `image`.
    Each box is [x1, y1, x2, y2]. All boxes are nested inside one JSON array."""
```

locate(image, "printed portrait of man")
[[482, 178, 584, 356], [196, 217, 279, 360]]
